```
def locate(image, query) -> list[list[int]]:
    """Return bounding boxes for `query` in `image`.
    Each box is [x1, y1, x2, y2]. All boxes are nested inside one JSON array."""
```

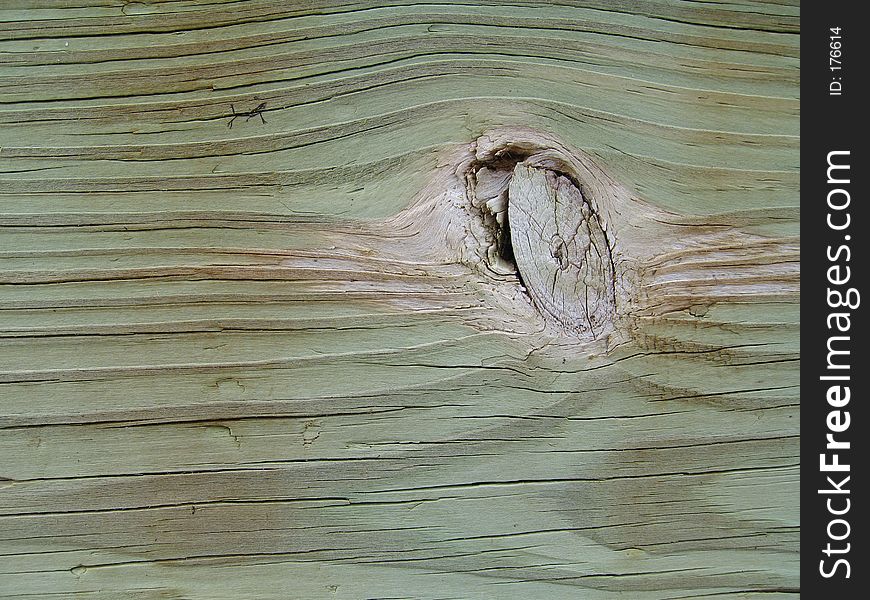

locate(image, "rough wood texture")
[[508, 163, 617, 338], [0, 1, 799, 598]]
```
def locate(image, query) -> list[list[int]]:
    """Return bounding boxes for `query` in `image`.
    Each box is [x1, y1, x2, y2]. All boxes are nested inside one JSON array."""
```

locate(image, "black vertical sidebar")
[[802, 2, 867, 597]]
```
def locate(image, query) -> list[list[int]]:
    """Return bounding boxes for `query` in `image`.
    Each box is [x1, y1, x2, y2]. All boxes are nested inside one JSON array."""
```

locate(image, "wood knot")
[[392, 127, 797, 343], [463, 136, 620, 340]]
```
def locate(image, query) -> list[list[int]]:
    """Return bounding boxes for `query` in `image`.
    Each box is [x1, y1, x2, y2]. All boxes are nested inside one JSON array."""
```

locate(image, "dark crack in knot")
[[549, 234, 568, 271], [466, 154, 619, 341]]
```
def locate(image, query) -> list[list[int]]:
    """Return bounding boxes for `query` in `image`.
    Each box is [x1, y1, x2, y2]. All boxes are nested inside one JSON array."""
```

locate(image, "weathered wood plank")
[[1, 1, 798, 597]]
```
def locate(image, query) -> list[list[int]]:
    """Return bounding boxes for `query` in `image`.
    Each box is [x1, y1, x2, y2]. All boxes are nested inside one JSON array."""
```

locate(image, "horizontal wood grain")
[[0, 1, 799, 598]]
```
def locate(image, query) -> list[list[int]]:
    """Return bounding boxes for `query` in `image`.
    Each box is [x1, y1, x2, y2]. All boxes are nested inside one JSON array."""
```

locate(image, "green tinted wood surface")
[[0, 1, 798, 598]]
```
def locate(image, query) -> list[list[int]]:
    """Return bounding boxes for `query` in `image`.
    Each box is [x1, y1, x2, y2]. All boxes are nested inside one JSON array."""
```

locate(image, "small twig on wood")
[[227, 102, 267, 129]]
